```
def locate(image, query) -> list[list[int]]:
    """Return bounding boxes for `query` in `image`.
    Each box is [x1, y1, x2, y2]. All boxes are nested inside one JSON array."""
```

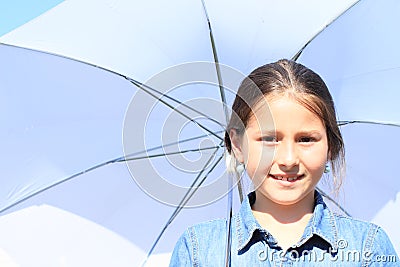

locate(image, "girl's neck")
[[251, 191, 315, 250], [252, 190, 315, 223]]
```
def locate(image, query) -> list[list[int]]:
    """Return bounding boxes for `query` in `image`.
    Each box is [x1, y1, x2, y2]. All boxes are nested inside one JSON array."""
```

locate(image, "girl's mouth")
[[270, 174, 304, 182]]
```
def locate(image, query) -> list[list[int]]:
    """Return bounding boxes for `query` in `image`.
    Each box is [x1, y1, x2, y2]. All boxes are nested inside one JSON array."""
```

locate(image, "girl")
[[169, 59, 398, 266]]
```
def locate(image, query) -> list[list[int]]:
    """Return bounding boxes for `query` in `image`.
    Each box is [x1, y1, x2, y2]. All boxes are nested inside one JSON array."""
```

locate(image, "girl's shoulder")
[[331, 212, 397, 254], [186, 217, 228, 237], [332, 212, 384, 234], [332, 212, 382, 237], [170, 218, 229, 266], [332, 212, 375, 226]]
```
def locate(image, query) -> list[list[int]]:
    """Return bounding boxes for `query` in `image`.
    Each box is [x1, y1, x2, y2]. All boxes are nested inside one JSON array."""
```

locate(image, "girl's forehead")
[[253, 92, 317, 113], [251, 93, 291, 115], [248, 94, 324, 128]]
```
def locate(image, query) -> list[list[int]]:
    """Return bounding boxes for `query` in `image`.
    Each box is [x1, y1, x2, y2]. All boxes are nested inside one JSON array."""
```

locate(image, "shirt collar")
[[235, 191, 264, 252], [298, 191, 339, 250], [235, 190, 339, 252]]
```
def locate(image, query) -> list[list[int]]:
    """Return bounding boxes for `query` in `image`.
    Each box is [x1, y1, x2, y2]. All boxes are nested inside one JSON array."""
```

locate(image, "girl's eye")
[[298, 136, 315, 143], [261, 136, 277, 142]]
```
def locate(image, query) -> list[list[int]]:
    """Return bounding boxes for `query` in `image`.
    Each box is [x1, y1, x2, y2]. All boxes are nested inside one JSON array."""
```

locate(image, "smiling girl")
[[169, 59, 398, 266]]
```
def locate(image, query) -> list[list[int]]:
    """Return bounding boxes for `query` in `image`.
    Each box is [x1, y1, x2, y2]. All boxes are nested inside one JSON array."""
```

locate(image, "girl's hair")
[[224, 59, 345, 193]]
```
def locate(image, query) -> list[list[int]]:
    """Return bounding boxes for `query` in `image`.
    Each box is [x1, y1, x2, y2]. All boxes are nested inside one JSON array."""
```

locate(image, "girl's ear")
[[229, 128, 244, 164]]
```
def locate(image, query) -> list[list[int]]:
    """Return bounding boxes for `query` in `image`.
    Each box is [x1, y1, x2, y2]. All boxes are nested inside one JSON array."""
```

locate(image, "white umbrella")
[[297, 0, 400, 253], [0, 204, 144, 266], [2, 1, 384, 266]]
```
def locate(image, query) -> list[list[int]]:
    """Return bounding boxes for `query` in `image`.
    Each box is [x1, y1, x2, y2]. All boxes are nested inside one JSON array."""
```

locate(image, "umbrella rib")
[[291, 0, 362, 61], [200, 3, 239, 266], [142, 143, 224, 266], [169, 152, 224, 223], [0, 131, 224, 214], [0, 160, 113, 214], [120, 145, 223, 162], [338, 120, 400, 128], [0, 44, 225, 140], [167, 152, 224, 230], [316, 187, 351, 217], [127, 78, 224, 142], [124, 129, 225, 159], [127, 77, 225, 129], [200, 0, 230, 123], [0, 43, 224, 133], [0, 43, 137, 81]]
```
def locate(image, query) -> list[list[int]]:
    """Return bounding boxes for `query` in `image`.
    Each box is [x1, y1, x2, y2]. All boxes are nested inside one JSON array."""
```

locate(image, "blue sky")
[[0, 0, 64, 36]]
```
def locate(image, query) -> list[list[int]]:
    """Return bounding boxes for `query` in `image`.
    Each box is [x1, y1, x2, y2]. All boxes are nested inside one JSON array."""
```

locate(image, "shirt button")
[[290, 250, 299, 259]]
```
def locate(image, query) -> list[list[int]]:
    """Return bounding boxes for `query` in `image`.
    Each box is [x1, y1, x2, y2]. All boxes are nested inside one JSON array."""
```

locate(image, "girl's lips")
[[269, 174, 304, 182]]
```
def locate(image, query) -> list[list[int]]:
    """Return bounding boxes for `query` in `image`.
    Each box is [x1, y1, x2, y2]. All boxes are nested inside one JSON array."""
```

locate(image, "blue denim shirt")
[[170, 191, 398, 266]]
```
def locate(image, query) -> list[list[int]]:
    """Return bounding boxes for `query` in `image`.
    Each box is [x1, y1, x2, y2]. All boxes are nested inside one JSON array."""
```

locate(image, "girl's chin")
[[255, 189, 315, 206]]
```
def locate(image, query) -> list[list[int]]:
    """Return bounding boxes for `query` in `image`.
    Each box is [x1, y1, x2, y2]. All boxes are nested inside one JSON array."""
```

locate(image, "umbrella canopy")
[[3, 0, 398, 266], [297, 0, 400, 252], [0, 0, 357, 80], [0, 204, 144, 266]]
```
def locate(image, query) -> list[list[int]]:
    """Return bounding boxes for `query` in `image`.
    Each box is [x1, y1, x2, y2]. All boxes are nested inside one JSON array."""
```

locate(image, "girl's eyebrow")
[[256, 130, 323, 136], [296, 130, 323, 136], [258, 130, 276, 135]]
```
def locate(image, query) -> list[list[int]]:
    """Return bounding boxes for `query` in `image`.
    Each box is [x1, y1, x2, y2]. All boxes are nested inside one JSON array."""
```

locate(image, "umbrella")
[[0, 204, 145, 266], [296, 0, 400, 253], [3, 0, 397, 266]]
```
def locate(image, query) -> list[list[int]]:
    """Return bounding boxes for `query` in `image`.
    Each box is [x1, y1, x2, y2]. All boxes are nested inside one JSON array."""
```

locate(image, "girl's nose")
[[275, 141, 299, 168]]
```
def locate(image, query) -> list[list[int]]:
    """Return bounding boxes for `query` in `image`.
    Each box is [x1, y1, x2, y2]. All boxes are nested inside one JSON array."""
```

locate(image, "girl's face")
[[231, 94, 328, 206]]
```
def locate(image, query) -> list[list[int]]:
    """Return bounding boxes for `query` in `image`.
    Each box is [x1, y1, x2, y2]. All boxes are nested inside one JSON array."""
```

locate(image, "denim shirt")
[[169, 191, 399, 266]]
